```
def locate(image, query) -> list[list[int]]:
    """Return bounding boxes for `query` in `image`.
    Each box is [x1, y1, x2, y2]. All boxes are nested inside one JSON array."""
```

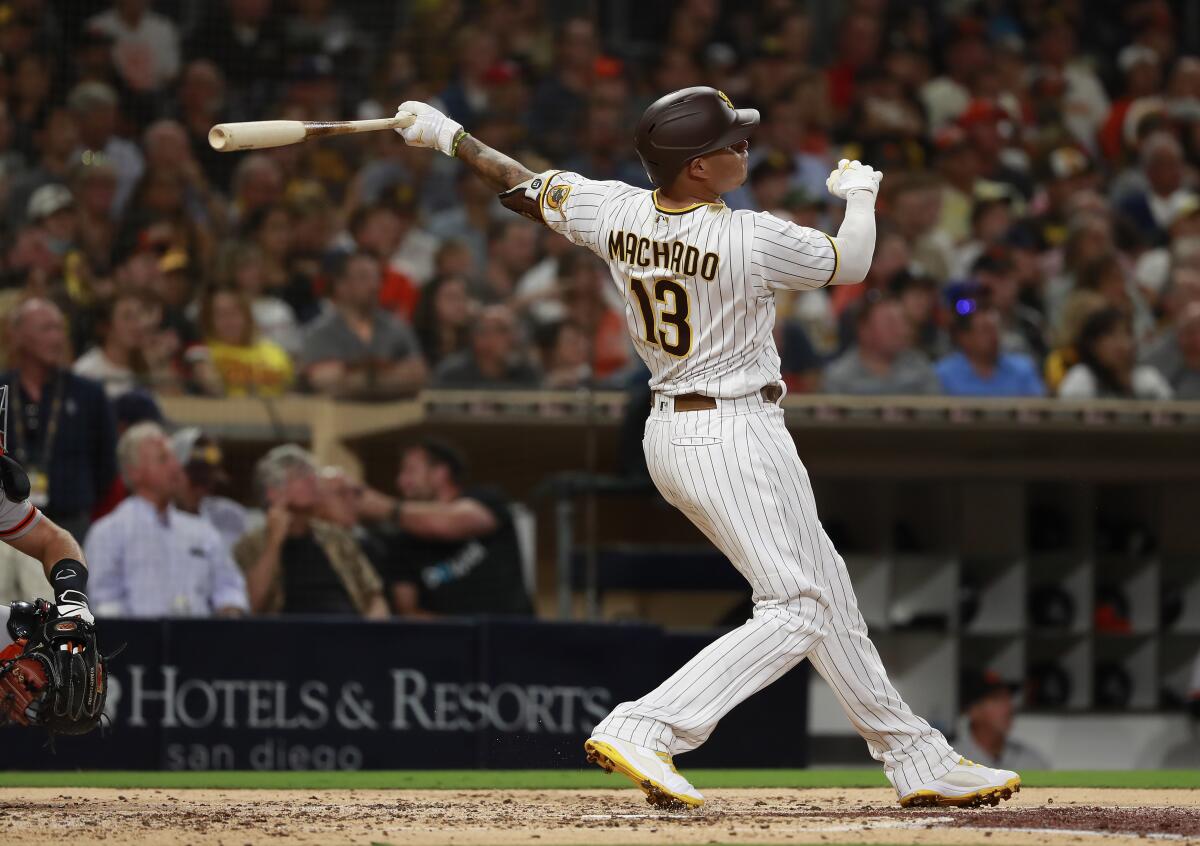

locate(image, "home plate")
[[580, 813, 693, 820]]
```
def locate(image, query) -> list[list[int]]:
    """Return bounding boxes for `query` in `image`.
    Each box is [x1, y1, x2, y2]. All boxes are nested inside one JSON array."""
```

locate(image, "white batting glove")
[[825, 159, 883, 200], [395, 101, 463, 157]]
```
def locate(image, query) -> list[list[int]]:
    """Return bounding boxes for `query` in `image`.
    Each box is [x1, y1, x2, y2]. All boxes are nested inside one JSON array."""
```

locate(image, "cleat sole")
[[899, 776, 1021, 809], [584, 739, 703, 810]]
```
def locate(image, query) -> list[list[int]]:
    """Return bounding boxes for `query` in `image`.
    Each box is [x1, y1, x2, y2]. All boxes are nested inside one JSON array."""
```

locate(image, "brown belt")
[[659, 384, 783, 412]]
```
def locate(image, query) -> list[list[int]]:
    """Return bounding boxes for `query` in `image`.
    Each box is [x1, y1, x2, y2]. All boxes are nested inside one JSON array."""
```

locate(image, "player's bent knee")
[[753, 598, 828, 643]]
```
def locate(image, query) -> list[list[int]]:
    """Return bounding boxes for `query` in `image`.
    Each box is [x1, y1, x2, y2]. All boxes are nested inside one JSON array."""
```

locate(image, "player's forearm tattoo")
[[454, 135, 535, 192]]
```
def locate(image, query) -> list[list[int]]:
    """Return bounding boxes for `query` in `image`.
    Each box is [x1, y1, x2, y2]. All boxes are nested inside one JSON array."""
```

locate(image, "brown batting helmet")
[[635, 87, 760, 188]]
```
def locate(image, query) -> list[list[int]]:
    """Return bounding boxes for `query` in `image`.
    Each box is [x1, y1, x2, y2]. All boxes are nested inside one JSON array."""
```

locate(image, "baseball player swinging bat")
[[382, 91, 1022, 810], [208, 113, 416, 152]]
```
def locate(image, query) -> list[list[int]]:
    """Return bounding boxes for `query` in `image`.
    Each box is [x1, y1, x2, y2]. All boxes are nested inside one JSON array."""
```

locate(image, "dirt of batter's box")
[[0, 786, 1198, 846]]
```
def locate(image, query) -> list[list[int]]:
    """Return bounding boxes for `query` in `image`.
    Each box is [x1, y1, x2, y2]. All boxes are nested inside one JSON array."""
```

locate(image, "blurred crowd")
[[1, 0, 1199, 411]]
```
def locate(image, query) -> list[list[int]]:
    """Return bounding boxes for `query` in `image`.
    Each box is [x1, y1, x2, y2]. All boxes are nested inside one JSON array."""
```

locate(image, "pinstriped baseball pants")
[[592, 390, 958, 797]]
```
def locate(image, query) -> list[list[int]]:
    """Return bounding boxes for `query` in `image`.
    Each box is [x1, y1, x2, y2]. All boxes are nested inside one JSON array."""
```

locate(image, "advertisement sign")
[[2, 618, 807, 770]]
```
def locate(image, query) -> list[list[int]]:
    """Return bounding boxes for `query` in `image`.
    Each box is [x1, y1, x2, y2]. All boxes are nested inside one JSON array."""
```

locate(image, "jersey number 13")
[[630, 277, 692, 358]]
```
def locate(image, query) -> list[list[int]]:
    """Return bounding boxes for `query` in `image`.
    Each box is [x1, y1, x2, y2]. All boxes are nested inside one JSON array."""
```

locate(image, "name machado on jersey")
[[529, 169, 838, 398]]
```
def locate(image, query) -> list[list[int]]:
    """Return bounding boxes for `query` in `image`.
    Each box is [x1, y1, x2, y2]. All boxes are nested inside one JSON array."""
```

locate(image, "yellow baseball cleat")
[[584, 734, 704, 810], [898, 758, 1021, 808]]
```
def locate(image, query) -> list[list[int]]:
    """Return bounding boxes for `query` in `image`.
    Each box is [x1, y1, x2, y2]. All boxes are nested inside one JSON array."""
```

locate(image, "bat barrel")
[[208, 120, 308, 152]]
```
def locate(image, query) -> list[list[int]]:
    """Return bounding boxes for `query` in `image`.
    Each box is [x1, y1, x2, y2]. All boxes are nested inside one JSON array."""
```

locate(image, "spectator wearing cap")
[[1, 299, 117, 542], [1059, 308, 1172, 400], [10, 184, 88, 297], [234, 445, 388, 618], [86, 1, 181, 94], [1030, 147, 1097, 250], [191, 287, 293, 398], [1117, 132, 1192, 246], [67, 81, 144, 215], [956, 670, 1049, 771], [823, 295, 941, 396], [4, 107, 79, 228], [433, 304, 540, 389], [972, 248, 1049, 362], [86, 422, 249, 618], [936, 305, 1044, 398], [301, 251, 427, 400], [170, 427, 251, 555]]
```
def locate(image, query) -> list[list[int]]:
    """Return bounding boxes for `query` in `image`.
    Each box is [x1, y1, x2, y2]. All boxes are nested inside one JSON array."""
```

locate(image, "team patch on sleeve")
[[545, 183, 571, 211]]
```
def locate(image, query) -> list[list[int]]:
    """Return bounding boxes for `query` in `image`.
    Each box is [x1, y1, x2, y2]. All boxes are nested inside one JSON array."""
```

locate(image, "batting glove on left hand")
[[825, 159, 883, 200], [395, 101, 463, 157]]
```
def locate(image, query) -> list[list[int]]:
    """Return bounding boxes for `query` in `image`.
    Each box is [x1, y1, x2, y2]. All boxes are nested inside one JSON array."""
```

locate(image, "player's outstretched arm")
[[7, 515, 94, 624], [394, 101, 535, 192], [824, 159, 883, 285]]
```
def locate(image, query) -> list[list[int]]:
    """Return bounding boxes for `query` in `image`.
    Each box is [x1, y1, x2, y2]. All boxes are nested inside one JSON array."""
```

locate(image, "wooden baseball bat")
[[208, 113, 416, 152]]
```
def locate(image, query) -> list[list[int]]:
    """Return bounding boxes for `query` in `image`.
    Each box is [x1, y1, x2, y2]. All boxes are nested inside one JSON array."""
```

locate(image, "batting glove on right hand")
[[395, 101, 463, 157], [825, 159, 883, 200]]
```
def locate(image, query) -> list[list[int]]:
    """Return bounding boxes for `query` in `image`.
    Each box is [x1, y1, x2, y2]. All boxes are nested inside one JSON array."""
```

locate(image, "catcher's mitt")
[[0, 600, 106, 736]]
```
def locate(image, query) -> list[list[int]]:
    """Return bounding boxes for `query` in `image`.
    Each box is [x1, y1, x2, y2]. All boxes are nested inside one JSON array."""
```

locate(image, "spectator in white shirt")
[[1059, 307, 1173, 400], [87, 1, 181, 94], [85, 422, 249, 618]]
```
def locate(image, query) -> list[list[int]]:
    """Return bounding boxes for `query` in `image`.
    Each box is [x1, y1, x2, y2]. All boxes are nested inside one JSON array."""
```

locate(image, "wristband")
[[450, 128, 469, 158], [49, 558, 89, 607]]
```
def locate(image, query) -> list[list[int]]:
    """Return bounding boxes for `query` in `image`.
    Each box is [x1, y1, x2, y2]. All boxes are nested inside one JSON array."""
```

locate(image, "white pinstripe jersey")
[[537, 170, 839, 398]]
